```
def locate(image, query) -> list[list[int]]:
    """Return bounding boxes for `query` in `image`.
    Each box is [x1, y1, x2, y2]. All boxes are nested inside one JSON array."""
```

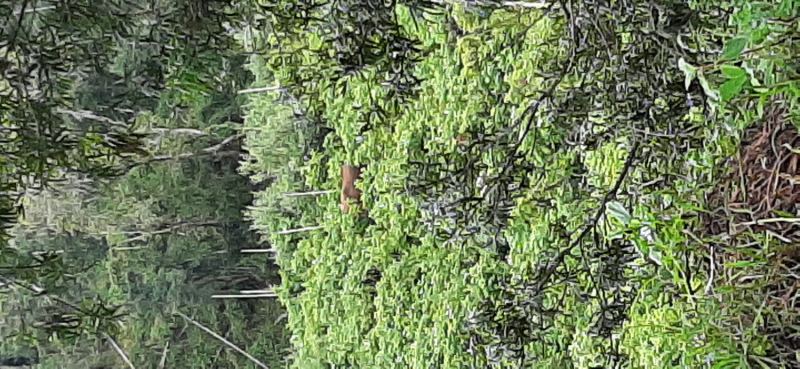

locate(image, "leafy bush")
[[242, 0, 800, 367]]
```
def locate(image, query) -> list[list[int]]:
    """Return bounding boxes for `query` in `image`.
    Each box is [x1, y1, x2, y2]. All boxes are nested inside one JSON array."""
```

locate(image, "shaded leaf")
[[697, 73, 719, 100], [606, 201, 631, 225]]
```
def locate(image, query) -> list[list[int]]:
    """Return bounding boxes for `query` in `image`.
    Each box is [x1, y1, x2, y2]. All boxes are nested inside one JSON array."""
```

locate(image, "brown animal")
[[340, 164, 367, 216]]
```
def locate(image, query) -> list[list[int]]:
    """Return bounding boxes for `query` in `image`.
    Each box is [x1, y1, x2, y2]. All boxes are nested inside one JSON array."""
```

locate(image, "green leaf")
[[648, 248, 663, 266], [719, 65, 746, 79], [741, 61, 761, 87], [773, 210, 795, 218], [638, 225, 660, 244], [735, 7, 752, 25], [720, 75, 746, 101], [606, 201, 632, 225], [751, 27, 770, 45], [761, 59, 776, 85], [678, 57, 696, 91], [697, 73, 719, 100], [722, 38, 748, 59], [724, 260, 758, 268]]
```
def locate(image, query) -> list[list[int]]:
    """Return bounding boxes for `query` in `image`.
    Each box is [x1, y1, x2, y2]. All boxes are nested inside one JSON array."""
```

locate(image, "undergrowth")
[[240, 0, 800, 367]]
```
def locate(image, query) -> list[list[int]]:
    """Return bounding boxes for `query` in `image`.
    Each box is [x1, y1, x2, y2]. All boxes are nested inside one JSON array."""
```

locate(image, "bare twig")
[[240, 289, 276, 294], [12, 5, 56, 15], [158, 342, 169, 369], [201, 134, 244, 154], [283, 190, 334, 197], [149, 128, 209, 137], [175, 312, 269, 369], [104, 333, 136, 369], [211, 294, 278, 299], [499, 0, 580, 151], [238, 86, 284, 94], [499, 1, 550, 8], [275, 226, 324, 235], [0, 276, 85, 313], [536, 140, 640, 289], [240, 248, 277, 253], [738, 217, 800, 227], [704, 245, 716, 296], [55, 108, 128, 127]]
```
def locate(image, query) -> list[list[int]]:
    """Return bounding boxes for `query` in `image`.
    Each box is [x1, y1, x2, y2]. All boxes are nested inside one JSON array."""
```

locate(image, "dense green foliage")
[[242, 0, 800, 367], [2, 0, 800, 367], [0, 0, 251, 237], [1, 1, 290, 368]]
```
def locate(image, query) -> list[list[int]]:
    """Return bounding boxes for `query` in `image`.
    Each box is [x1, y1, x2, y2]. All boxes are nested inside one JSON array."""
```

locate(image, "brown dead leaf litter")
[[706, 105, 800, 239], [702, 102, 800, 365]]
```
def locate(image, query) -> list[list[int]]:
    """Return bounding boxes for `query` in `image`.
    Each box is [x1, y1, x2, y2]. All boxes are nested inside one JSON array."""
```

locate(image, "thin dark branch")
[[536, 139, 641, 290]]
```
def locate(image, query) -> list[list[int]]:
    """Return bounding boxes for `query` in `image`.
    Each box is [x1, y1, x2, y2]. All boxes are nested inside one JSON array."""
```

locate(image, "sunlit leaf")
[[722, 37, 748, 60], [720, 75, 746, 101], [678, 57, 697, 91], [719, 65, 745, 79]]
